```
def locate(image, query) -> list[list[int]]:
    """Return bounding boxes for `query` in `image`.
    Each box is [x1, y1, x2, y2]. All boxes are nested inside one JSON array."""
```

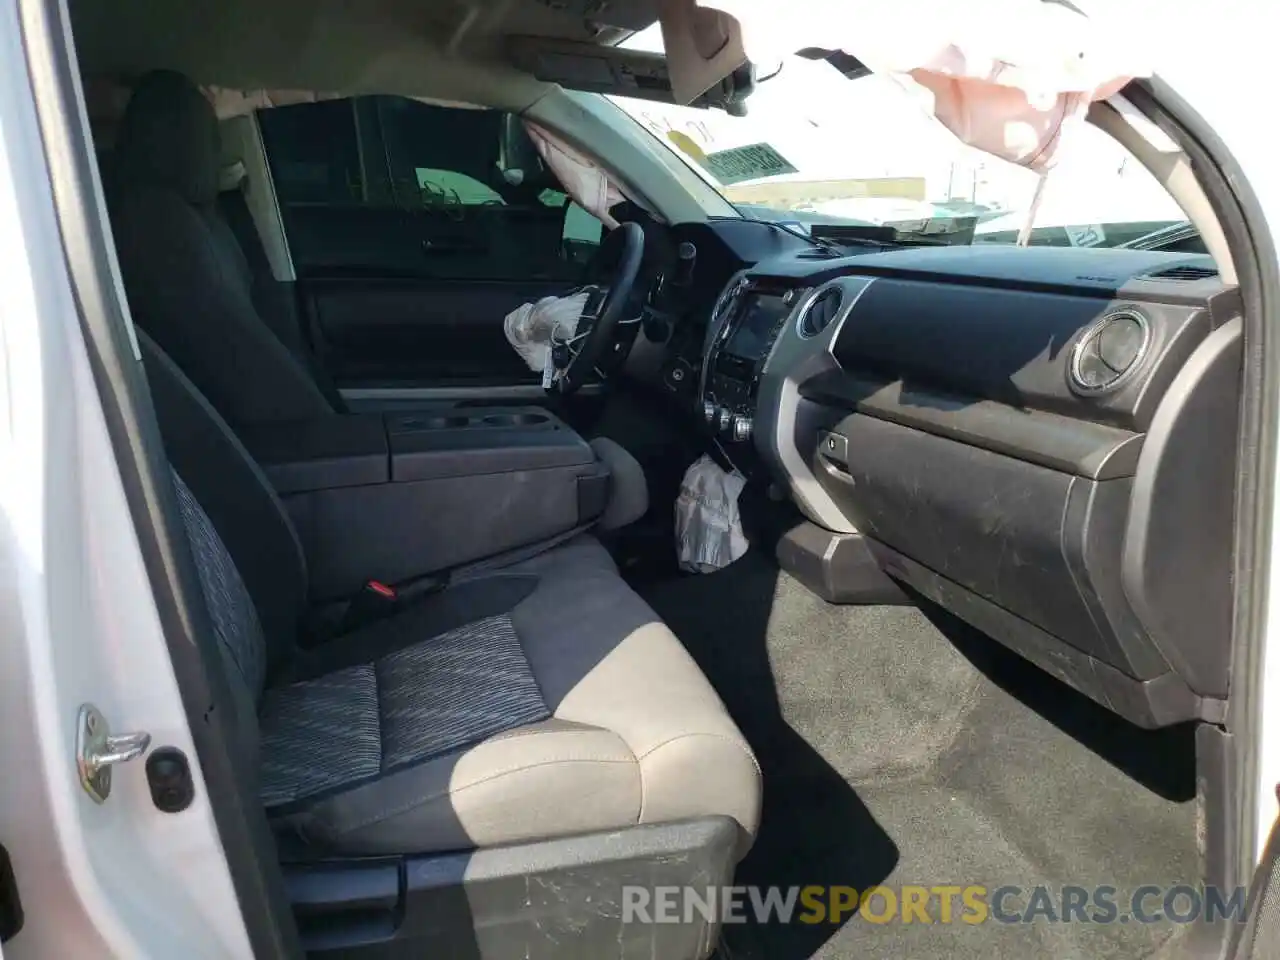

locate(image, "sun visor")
[[657, 0, 749, 105], [507, 34, 752, 112], [661, 0, 1150, 170]]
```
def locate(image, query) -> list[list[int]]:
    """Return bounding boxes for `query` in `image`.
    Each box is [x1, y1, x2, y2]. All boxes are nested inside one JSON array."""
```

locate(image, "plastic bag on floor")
[[676, 455, 749, 573], [503, 290, 590, 380]]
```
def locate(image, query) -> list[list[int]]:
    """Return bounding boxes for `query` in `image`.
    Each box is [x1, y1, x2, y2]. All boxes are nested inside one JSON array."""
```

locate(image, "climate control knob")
[[731, 415, 753, 443], [717, 407, 732, 432]]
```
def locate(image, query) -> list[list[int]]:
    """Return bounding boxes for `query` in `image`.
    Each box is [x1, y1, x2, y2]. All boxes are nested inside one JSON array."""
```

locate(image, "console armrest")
[[241, 408, 609, 599], [388, 411, 597, 480], [240, 415, 387, 494]]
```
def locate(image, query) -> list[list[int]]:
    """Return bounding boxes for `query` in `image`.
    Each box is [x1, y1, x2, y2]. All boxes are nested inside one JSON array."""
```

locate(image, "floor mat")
[[636, 551, 1200, 960]]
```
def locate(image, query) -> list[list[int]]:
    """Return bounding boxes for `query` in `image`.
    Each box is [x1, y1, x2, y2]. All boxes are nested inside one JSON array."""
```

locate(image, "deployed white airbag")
[[503, 290, 591, 385], [523, 122, 626, 227], [676, 455, 749, 573], [663, 0, 1148, 170]]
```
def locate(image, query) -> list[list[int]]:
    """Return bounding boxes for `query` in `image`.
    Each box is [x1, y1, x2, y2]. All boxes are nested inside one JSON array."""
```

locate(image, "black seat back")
[[109, 70, 335, 426], [140, 328, 308, 665]]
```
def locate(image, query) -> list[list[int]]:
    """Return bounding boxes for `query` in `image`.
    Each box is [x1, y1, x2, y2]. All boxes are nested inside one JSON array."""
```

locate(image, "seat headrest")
[[114, 71, 219, 206]]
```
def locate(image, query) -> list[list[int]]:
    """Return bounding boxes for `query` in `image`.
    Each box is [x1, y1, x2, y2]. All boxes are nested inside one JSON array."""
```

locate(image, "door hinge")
[[76, 704, 151, 804]]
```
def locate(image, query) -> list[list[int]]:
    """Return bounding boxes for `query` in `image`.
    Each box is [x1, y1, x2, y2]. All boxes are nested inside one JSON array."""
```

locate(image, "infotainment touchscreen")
[[723, 293, 791, 361]]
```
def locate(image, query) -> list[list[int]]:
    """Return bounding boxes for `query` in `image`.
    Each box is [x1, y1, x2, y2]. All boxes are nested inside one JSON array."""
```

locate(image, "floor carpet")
[[635, 550, 1201, 960]]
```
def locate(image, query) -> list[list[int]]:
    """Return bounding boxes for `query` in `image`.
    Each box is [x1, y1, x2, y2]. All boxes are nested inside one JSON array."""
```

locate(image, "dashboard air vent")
[[1069, 309, 1151, 395], [797, 286, 844, 339], [1145, 264, 1218, 281]]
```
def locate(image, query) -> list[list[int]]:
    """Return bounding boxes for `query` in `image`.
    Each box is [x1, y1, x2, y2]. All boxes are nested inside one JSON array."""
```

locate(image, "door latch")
[[76, 704, 151, 804]]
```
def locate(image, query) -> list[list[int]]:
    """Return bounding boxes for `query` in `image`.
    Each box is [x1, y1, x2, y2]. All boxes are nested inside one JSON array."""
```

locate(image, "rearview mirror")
[[507, 36, 756, 113]]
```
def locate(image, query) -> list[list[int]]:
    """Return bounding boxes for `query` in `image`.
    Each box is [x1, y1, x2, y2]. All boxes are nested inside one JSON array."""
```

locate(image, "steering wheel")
[[551, 221, 646, 395]]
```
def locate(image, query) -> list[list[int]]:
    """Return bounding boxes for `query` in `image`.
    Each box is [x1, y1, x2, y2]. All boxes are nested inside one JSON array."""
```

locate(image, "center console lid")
[[241, 407, 610, 599], [240, 414, 389, 494], [241, 409, 599, 493], [388, 410, 596, 481]]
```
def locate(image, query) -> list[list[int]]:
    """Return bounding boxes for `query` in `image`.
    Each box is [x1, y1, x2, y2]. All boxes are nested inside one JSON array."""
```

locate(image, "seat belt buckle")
[[341, 580, 399, 630], [337, 573, 451, 634], [365, 580, 397, 601]]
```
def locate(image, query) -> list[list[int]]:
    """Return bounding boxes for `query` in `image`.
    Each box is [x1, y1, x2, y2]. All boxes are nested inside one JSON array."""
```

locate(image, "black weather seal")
[[0, 842, 22, 942], [795, 47, 871, 80], [1123, 77, 1280, 898]]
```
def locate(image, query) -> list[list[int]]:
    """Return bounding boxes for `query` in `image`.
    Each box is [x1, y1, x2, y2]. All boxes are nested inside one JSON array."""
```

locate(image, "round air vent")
[[1069, 309, 1151, 395], [797, 286, 844, 339]]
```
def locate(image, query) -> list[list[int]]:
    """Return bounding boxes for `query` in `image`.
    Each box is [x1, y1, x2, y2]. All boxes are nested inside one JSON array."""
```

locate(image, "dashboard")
[[636, 219, 1240, 731]]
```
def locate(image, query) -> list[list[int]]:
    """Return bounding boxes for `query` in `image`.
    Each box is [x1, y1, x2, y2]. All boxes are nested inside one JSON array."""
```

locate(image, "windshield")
[[608, 28, 1190, 250]]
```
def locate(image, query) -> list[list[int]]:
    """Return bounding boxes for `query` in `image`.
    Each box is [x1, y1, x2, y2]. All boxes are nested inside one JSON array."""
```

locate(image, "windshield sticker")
[[1065, 223, 1108, 247], [666, 130, 710, 165], [701, 143, 798, 185]]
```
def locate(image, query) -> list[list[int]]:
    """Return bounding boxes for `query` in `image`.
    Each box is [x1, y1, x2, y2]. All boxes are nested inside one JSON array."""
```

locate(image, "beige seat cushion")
[[271, 538, 762, 856]]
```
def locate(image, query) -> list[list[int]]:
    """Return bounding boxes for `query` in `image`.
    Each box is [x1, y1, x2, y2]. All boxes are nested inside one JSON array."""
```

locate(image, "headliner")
[[71, 0, 661, 112]]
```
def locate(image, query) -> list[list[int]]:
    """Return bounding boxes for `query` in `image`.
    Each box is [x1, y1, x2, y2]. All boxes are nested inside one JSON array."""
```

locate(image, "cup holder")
[[482, 413, 550, 427], [394, 411, 552, 432], [394, 415, 470, 431]]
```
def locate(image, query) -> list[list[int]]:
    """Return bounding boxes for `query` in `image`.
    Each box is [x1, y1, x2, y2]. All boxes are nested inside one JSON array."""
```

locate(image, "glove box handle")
[[817, 430, 849, 470]]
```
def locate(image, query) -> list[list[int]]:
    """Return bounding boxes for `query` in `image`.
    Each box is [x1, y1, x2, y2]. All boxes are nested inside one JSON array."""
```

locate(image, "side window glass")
[[565, 200, 606, 265], [259, 95, 606, 279], [538, 187, 605, 265], [375, 97, 504, 209], [416, 168, 505, 206], [258, 99, 383, 206], [539, 188, 567, 209]]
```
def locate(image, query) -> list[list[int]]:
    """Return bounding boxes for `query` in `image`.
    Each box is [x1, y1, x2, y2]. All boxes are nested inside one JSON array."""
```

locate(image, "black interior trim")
[[1123, 317, 1242, 698], [867, 540, 1216, 728], [827, 275, 1218, 433], [282, 817, 739, 956]]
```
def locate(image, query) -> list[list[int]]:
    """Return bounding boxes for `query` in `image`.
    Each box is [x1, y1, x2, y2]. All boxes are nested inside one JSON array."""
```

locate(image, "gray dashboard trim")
[[800, 370, 1145, 480], [755, 276, 877, 533]]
